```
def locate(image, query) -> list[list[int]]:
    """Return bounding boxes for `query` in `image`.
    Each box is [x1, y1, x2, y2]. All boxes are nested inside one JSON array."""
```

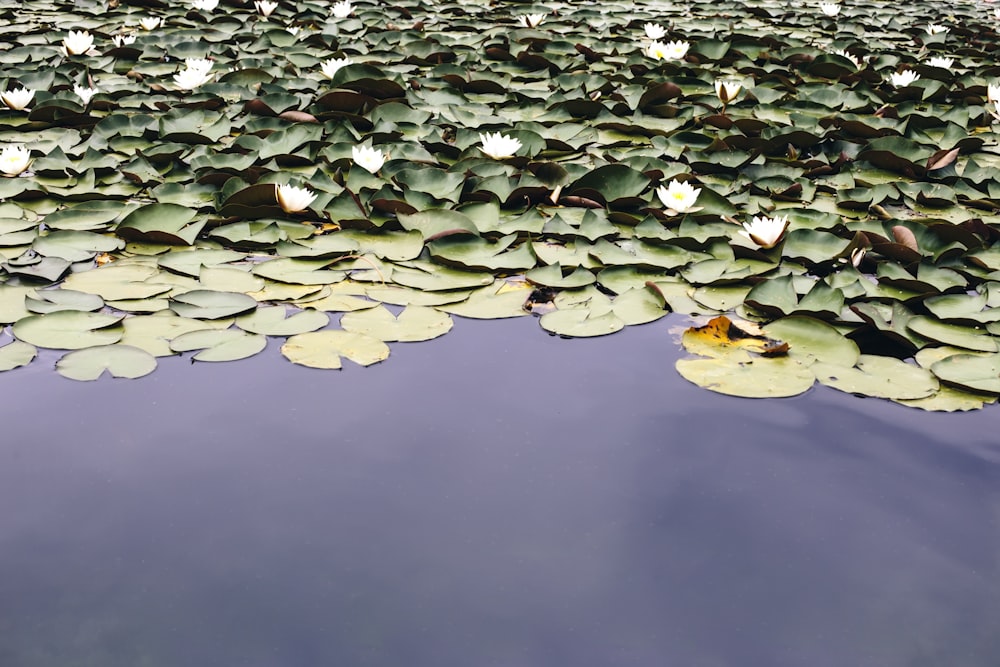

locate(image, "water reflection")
[[0, 316, 998, 666]]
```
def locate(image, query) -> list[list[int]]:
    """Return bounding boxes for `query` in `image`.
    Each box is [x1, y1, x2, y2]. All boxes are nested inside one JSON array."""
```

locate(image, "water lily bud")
[[988, 82, 1000, 104], [276, 185, 318, 213], [714, 79, 742, 104], [112, 33, 137, 48], [643, 23, 666, 40], [1, 87, 34, 111], [173, 66, 213, 90], [62, 30, 94, 56], [832, 49, 864, 70], [478, 132, 522, 160], [0, 145, 30, 176], [819, 2, 840, 17], [321, 57, 351, 79], [185, 58, 213, 73], [888, 69, 920, 87], [352, 145, 387, 173], [517, 13, 545, 28], [739, 215, 790, 249], [74, 84, 98, 106], [255, 0, 278, 17], [331, 0, 352, 18]]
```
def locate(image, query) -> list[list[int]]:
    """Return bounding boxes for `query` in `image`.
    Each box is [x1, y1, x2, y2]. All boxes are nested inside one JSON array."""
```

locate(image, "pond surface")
[[1, 316, 998, 667]]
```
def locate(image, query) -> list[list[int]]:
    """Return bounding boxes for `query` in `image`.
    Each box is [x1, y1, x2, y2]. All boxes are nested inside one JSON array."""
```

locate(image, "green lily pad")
[[676, 356, 816, 398], [235, 306, 330, 336], [25, 289, 104, 314], [763, 316, 860, 367], [340, 305, 453, 342], [0, 340, 36, 372], [281, 330, 390, 369], [13, 310, 124, 350], [170, 290, 258, 320], [813, 355, 938, 400], [436, 281, 532, 319], [116, 204, 205, 246], [929, 353, 1000, 395], [169, 329, 268, 362], [55, 344, 157, 381]]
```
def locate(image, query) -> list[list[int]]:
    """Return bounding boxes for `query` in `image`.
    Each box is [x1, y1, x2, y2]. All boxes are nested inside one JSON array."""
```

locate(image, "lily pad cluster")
[[0, 0, 999, 409]]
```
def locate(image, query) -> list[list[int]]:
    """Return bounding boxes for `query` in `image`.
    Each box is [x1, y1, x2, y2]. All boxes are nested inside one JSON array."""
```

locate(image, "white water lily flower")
[[925, 23, 949, 35], [112, 33, 136, 47], [352, 145, 386, 173], [255, 0, 278, 17], [479, 132, 522, 159], [927, 56, 953, 69], [276, 184, 317, 213], [643, 23, 666, 40], [191, 0, 219, 10], [74, 84, 98, 105], [286, 25, 300, 37], [1, 87, 34, 111], [0, 145, 30, 176], [173, 66, 214, 90], [646, 39, 689, 61], [833, 49, 863, 69], [185, 58, 213, 73], [656, 179, 701, 214], [988, 82, 1000, 104], [517, 13, 545, 28], [331, 0, 352, 18], [62, 30, 94, 56], [714, 79, 742, 104], [819, 2, 840, 17], [888, 69, 920, 87], [740, 215, 789, 249], [140, 17, 163, 31], [321, 57, 351, 79]]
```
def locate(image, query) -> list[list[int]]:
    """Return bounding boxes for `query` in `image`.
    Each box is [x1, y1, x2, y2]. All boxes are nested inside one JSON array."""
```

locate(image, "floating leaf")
[[813, 355, 938, 400], [116, 204, 205, 246], [13, 311, 124, 350], [281, 331, 390, 369], [676, 356, 815, 399], [170, 329, 268, 362], [170, 290, 258, 320], [55, 345, 157, 381], [341, 305, 453, 342], [0, 340, 36, 372], [235, 306, 330, 336]]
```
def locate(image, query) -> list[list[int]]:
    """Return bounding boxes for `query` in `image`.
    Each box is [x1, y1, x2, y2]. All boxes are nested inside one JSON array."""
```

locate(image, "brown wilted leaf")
[[891, 225, 919, 252], [927, 147, 960, 171], [681, 315, 789, 359]]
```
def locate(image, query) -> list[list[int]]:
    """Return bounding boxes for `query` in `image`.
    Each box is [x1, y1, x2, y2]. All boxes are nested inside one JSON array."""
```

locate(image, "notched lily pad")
[[281, 330, 390, 369], [56, 345, 157, 381]]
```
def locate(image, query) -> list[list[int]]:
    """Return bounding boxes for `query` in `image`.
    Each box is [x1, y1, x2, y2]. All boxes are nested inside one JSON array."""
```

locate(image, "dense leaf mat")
[[1, 0, 1000, 409]]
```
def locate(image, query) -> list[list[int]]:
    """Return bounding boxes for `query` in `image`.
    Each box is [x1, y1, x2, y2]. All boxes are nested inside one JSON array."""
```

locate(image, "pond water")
[[1, 316, 998, 667]]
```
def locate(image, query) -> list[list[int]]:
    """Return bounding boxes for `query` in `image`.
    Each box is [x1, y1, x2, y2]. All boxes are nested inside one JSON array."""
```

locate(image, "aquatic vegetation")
[[0, 0, 997, 410]]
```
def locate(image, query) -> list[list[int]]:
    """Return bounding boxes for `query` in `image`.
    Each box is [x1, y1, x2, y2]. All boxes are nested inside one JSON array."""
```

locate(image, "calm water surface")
[[0, 316, 998, 667]]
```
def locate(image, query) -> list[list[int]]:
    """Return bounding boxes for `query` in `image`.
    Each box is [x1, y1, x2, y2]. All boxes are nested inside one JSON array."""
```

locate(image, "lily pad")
[[55, 345, 157, 381], [281, 330, 390, 369], [170, 329, 268, 362], [340, 305, 453, 342], [13, 311, 124, 350]]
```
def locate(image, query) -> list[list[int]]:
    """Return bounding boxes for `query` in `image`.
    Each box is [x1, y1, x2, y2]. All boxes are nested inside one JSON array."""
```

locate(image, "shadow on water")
[[0, 315, 998, 667]]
